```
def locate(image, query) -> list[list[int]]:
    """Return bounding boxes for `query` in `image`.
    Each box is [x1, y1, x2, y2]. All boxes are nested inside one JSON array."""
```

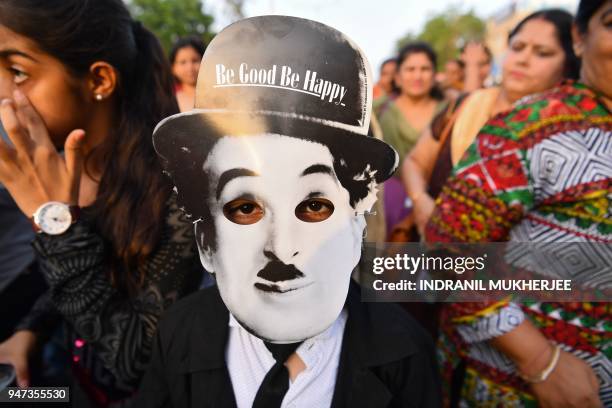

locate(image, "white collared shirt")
[[226, 309, 348, 408]]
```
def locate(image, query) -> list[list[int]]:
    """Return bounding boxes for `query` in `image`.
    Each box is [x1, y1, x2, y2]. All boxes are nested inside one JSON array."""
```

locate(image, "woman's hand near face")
[[461, 42, 488, 66], [461, 42, 489, 92], [0, 89, 85, 217]]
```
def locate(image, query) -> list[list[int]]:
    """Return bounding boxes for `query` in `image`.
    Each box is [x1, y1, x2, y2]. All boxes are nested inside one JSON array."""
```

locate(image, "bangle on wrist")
[[518, 345, 561, 383]]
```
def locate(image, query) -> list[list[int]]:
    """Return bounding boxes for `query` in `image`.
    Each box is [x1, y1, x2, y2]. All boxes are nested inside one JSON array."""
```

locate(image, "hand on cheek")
[[0, 89, 85, 216]]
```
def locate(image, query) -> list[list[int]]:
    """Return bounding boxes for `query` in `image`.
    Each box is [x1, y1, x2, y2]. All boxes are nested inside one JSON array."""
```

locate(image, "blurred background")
[[128, 0, 578, 82]]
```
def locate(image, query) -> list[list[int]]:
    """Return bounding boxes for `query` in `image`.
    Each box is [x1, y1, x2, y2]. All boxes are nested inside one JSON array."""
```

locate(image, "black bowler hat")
[[153, 15, 398, 187]]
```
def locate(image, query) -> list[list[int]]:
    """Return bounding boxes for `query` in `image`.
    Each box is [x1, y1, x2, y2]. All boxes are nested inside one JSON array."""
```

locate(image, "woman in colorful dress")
[[404, 9, 579, 238], [426, 1, 611, 406]]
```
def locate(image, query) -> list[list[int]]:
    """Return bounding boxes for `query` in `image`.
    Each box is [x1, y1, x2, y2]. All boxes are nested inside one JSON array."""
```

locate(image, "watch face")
[[35, 202, 72, 235]]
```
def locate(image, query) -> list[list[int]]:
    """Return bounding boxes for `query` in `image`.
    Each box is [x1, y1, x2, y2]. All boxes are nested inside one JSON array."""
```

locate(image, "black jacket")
[[136, 282, 442, 407]]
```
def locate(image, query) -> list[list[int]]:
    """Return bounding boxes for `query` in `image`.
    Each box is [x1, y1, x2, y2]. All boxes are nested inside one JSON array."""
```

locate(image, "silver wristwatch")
[[31, 201, 79, 235]]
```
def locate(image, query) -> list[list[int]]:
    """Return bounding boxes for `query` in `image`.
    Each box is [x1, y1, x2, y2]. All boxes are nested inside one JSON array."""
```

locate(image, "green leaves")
[[128, 0, 215, 51], [396, 6, 485, 69]]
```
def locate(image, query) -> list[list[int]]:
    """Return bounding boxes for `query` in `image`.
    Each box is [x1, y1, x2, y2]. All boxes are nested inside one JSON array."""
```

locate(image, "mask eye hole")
[[223, 199, 264, 225], [295, 198, 334, 223]]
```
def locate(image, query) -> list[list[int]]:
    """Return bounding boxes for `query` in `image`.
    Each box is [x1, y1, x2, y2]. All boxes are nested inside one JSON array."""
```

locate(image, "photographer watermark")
[[359, 242, 611, 302]]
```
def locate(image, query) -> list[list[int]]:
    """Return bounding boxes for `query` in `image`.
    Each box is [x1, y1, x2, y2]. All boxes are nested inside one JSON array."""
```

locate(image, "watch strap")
[[69, 205, 80, 223]]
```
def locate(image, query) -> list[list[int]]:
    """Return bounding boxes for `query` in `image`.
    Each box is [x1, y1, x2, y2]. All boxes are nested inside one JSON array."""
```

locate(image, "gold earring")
[[95, 94, 103, 101], [573, 44, 583, 57]]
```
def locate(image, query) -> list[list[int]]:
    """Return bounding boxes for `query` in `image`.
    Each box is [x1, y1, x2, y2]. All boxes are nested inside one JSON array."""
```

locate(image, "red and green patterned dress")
[[426, 81, 611, 407]]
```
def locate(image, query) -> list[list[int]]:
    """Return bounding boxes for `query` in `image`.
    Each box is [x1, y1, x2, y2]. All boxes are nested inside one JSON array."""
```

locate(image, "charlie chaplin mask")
[[153, 15, 397, 343]]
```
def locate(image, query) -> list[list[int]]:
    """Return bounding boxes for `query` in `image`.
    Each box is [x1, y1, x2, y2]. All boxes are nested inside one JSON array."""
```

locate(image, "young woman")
[[374, 43, 445, 235], [0, 0, 202, 406], [169, 36, 206, 112], [404, 9, 580, 237], [426, 1, 611, 406]]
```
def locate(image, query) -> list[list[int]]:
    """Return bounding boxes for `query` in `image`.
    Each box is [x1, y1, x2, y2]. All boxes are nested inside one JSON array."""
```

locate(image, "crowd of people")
[[374, 3, 610, 407], [0, 0, 609, 407]]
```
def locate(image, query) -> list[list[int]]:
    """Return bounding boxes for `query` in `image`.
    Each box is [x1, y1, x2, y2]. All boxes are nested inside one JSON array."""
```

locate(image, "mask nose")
[[263, 214, 299, 263]]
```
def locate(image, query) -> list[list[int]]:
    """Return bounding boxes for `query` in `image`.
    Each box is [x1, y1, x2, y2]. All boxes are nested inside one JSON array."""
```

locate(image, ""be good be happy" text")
[[214, 63, 348, 106]]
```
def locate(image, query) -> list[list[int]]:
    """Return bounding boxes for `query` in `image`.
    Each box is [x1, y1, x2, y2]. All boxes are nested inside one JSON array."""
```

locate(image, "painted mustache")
[[255, 261, 306, 293]]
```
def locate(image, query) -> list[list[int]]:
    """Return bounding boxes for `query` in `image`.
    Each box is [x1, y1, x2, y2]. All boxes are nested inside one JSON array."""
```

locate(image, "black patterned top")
[[17, 194, 203, 405]]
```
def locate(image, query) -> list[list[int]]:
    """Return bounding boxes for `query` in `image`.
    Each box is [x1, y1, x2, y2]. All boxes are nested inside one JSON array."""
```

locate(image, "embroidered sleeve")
[[14, 291, 61, 339], [454, 302, 525, 343], [424, 101, 536, 335], [31, 194, 202, 386], [426, 84, 611, 333]]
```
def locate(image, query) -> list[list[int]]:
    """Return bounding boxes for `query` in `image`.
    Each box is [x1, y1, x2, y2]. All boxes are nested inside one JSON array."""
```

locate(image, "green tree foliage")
[[128, 0, 215, 51], [396, 6, 485, 69]]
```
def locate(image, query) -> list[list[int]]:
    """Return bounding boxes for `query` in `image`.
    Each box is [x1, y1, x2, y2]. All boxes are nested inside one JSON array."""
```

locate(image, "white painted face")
[[199, 134, 365, 343]]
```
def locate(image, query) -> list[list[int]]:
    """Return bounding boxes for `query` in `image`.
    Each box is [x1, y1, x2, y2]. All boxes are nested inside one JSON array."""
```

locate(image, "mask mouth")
[[254, 280, 314, 294], [256, 260, 305, 282], [254, 260, 311, 293]]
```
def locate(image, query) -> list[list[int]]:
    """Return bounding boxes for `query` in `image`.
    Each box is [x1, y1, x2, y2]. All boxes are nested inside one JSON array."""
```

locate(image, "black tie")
[[252, 341, 302, 408]]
